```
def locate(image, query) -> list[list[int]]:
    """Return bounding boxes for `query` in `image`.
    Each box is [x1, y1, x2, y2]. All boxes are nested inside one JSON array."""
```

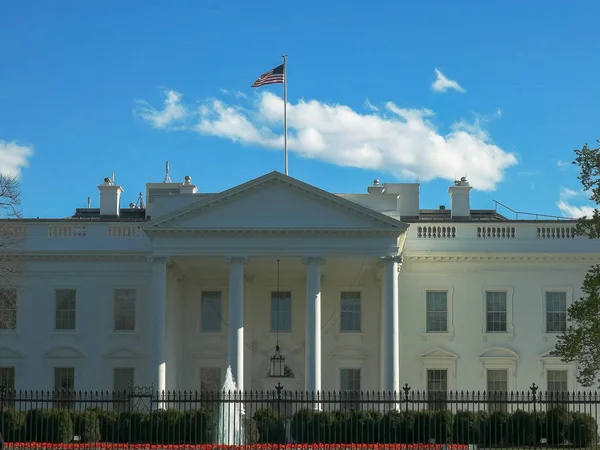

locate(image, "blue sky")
[[1, 0, 599, 219]]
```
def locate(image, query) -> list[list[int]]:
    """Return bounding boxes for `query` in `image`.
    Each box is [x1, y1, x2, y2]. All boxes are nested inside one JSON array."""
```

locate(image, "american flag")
[[251, 63, 285, 88]]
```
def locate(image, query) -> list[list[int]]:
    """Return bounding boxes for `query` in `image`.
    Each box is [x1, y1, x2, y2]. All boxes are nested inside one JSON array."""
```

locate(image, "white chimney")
[[367, 179, 386, 194], [98, 177, 124, 217], [384, 183, 420, 218], [180, 175, 198, 194], [449, 177, 472, 218]]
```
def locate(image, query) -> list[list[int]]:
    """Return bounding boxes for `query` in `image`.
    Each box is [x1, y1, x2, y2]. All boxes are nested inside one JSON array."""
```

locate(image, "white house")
[[1, 169, 597, 401]]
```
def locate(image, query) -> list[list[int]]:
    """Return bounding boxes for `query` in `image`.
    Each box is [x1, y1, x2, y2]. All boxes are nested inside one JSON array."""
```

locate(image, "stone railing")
[[414, 222, 578, 240], [45, 223, 146, 238]]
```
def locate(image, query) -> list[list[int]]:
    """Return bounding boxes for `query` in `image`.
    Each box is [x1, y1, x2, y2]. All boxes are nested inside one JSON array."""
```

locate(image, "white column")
[[303, 256, 325, 394], [149, 256, 171, 397], [226, 256, 247, 393], [381, 255, 401, 393], [377, 266, 386, 391]]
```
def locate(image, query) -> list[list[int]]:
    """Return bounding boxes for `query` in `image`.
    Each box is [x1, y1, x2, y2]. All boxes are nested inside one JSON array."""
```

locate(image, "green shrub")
[[568, 411, 598, 447], [0, 409, 26, 441], [253, 407, 286, 443], [244, 417, 259, 444]]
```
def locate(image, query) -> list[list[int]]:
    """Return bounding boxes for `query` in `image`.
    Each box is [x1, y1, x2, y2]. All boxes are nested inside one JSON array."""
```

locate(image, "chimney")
[[367, 179, 386, 194], [449, 177, 472, 218], [98, 177, 124, 217], [180, 175, 198, 194], [386, 183, 420, 218]]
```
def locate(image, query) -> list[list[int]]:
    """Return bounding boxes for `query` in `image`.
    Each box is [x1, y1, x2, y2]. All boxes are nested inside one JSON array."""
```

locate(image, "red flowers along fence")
[[3, 444, 470, 450]]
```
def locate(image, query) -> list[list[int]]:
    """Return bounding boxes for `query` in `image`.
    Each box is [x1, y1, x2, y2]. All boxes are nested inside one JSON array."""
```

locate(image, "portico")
[[142, 172, 408, 394]]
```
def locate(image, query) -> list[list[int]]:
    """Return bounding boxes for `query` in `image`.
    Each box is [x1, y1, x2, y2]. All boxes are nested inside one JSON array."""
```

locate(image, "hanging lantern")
[[269, 345, 286, 377]]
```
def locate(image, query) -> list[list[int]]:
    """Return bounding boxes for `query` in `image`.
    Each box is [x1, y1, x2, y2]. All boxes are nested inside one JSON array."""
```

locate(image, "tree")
[[0, 173, 25, 330], [552, 139, 600, 387]]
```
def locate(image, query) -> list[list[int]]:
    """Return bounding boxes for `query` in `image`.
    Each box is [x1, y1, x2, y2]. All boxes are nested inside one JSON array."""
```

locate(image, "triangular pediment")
[[0, 346, 23, 359], [329, 346, 371, 359], [44, 346, 84, 359], [188, 345, 227, 359], [421, 347, 459, 360], [479, 347, 518, 360], [104, 347, 143, 359], [144, 172, 408, 232]]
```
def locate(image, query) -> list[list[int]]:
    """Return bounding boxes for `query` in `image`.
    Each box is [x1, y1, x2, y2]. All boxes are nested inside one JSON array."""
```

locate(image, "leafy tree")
[[0, 173, 26, 329], [552, 139, 600, 387]]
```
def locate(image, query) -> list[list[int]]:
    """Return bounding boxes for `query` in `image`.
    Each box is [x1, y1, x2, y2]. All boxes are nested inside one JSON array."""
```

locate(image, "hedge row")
[[0, 406, 597, 446]]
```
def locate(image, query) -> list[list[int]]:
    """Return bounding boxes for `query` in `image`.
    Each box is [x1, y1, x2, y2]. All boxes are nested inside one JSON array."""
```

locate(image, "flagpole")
[[282, 54, 288, 176]]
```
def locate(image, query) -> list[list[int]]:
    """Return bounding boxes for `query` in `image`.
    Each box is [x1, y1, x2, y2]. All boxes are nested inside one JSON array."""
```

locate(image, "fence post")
[[275, 382, 283, 418], [530, 383, 538, 450], [402, 383, 411, 412]]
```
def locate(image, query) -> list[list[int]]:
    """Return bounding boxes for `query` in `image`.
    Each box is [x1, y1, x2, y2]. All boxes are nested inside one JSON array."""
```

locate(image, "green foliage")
[[252, 407, 286, 443], [287, 406, 596, 446], [551, 139, 600, 386]]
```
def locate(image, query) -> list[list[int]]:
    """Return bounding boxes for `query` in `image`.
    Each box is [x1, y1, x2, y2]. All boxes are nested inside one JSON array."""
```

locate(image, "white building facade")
[[1, 170, 598, 398]]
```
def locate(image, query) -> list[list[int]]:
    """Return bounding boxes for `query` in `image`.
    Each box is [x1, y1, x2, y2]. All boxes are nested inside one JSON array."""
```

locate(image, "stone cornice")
[[22, 253, 149, 262], [142, 228, 402, 236], [404, 253, 600, 263]]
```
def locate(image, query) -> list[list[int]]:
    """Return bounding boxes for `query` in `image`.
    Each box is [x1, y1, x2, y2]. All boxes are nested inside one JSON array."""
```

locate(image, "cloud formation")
[[432, 68, 466, 93], [0, 140, 33, 177], [556, 187, 595, 218], [135, 90, 518, 190]]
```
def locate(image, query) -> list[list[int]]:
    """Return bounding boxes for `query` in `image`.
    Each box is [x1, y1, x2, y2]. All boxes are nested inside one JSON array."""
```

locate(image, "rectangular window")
[[340, 368, 361, 409], [427, 369, 448, 410], [487, 369, 508, 412], [200, 367, 222, 391], [201, 291, 222, 332], [486, 291, 507, 332], [546, 292, 567, 333], [113, 368, 134, 412], [55, 289, 76, 330], [114, 289, 136, 331], [340, 291, 361, 332], [53, 367, 75, 409], [426, 291, 447, 332], [547, 369, 568, 404], [0, 288, 17, 330], [0, 367, 15, 408], [271, 291, 291, 332]]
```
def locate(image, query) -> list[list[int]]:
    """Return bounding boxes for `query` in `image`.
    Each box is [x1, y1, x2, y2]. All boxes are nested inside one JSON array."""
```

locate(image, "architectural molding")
[[301, 256, 326, 265], [0, 346, 23, 359], [143, 171, 409, 232], [22, 253, 149, 262], [225, 256, 249, 265], [404, 253, 600, 263], [44, 346, 85, 359], [104, 346, 143, 359], [380, 255, 403, 264], [146, 256, 172, 265], [329, 345, 372, 360]]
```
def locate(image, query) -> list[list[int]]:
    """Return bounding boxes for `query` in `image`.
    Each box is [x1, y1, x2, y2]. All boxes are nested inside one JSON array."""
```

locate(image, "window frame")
[[270, 290, 292, 333], [113, 288, 137, 332], [541, 287, 573, 335], [0, 287, 18, 332], [339, 290, 362, 333], [423, 287, 454, 338], [481, 287, 514, 338], [200, 290, 223, 333], [420, 347, 458, 404], [54, 288, 77, 331]]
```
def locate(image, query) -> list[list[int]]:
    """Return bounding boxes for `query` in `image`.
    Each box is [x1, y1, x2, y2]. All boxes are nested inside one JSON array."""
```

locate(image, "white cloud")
[[220, 88, 247, 100], [0, 140, 33, 177], [432, 68, 467, 94], [556, 187, 595, 218], [134, 89, 518, 191], [557, 160, 571, 168], [134, 90, 188, 129], [364, 98, 379, 111]]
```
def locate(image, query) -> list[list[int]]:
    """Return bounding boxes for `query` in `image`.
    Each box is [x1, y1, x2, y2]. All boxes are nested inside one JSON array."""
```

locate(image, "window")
[[114, 289, 136, 331], [113, 368, 134, 412], [427, 369, 448, 410], [547, 369, 568, 404], [55, 289, 76, 330], [340, 368, 361, 409], [200, 367, 222, 391], [201, 291, 222, 332], [0, 288, 17, 330], [340, 291, 361, 332], [486, 291, 507, 332], [271, 291, 291, 332], [0, 367, 15, 408], [426, 291, 447, 332], [546, 292, 567, 333], [487, 369, 508, 412], [53, 367, 75, 409]]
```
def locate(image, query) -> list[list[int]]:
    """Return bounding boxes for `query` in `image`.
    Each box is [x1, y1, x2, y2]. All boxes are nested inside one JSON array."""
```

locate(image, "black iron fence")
[[1, 383, 600, 449]]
